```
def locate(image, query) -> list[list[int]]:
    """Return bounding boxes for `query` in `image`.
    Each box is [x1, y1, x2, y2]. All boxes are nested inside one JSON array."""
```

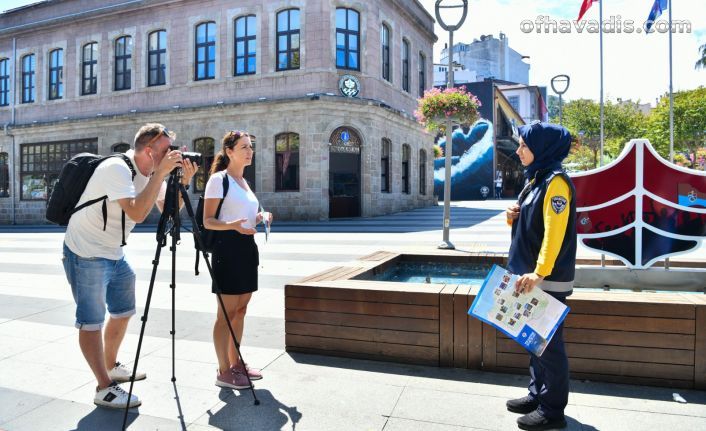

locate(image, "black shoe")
[[517, 410, 567, 430], [506, 395, 539, 414]]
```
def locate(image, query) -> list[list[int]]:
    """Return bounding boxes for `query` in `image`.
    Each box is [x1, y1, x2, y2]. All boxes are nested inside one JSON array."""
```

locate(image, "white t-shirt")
[[65, 150, 152, 259], [204, 171, 259, 229]]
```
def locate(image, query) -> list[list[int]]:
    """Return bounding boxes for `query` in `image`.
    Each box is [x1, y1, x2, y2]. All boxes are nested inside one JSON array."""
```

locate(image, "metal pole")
[[668, 0, 674, 162], [559, 93, 563, 126], [665, 0, 674, 272], [599, 1, 605, 267], [440, 30, 455, 249], [599, 0, 604, 166], [434, 0, 467, 250]]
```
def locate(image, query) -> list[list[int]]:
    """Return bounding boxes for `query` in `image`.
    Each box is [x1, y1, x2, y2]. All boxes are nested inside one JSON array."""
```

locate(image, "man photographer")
[[62, 123, 197, 409]]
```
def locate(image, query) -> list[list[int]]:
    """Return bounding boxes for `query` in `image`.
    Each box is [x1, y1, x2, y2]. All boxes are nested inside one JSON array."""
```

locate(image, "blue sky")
[[3, 0, 705, 105]]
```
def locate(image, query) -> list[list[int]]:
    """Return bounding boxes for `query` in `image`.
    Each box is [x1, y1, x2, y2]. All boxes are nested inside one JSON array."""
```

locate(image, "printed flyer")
[[467, 265, 569, 356]]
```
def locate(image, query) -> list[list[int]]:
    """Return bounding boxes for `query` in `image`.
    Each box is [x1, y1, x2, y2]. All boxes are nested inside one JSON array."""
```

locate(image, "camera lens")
[[182, 151, 203, 166]]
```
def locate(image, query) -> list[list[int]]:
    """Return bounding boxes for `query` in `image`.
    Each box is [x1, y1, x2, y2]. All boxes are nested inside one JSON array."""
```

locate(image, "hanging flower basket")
[[414, 87, 482, 133]]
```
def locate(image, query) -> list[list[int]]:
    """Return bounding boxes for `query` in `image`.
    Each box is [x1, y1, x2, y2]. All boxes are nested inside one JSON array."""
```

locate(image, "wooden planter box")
[[284, 251, 706, 389]]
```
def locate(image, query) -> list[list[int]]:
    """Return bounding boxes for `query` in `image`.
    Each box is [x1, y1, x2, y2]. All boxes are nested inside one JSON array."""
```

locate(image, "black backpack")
[[46, 153, 136, 246], [194, 172, 229, 274]]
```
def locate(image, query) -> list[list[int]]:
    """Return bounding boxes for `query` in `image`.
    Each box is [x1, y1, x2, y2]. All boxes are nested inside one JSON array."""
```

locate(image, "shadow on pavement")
[[206, 387, 301, 430], [71, 406, 137, 431], [288, 352, 706, 405]]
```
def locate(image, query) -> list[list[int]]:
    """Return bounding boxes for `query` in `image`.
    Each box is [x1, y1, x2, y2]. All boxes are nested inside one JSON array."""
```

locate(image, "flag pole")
[[599, 0, 606, 269], [599, 0, 604, 167], [668, 0, 674, 162]]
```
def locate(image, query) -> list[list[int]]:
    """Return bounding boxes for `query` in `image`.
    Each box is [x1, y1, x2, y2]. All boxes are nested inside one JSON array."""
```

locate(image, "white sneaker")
[[94, 382, 141, 409], [108, 362, 146, 383]]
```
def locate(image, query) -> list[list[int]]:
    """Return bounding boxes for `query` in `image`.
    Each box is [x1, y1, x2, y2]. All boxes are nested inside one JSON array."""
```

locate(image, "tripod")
[[122, 171, 260, 430]]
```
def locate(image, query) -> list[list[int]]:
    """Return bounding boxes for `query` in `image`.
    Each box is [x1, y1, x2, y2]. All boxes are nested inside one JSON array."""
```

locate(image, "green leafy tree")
[[561, 99, 646, 169], [646, 87, 706, 165], [696, 43, 706, 70], [547, 95, 561, 123]]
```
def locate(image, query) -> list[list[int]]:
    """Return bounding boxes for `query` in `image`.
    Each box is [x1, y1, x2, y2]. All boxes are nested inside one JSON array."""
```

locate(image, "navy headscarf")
[[518, 122, 572, 179]]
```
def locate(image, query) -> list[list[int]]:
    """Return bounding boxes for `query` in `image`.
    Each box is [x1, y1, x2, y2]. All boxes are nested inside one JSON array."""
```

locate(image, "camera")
[[169, 145, 203, 166]]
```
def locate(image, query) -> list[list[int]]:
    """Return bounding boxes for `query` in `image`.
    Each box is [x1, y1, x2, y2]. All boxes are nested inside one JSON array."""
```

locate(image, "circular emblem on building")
[[339, 75, 360, 98], [341, 131, 350, 142]]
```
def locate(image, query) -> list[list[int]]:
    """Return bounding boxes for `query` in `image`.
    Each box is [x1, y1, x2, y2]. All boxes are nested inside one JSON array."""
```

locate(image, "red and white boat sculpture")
[[571, 139, 706, 269]]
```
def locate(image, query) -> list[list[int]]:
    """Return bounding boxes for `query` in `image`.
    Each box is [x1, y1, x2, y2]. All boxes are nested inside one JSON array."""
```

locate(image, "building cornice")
[[392, 0, 437, 43], [0, 0, 181, 37], [6, 93, 422, 131]]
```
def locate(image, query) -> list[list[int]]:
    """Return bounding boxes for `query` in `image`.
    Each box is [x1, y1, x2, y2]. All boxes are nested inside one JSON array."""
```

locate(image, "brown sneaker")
[[232, 362, 262, 380], [215, 369, 251, 390]]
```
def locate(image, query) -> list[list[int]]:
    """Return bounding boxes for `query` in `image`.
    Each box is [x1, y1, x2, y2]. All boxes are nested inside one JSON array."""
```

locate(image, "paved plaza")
[[0, 200, 705, 431]]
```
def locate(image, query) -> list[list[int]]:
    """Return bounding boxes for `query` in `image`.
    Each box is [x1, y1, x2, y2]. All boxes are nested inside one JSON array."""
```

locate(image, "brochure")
[[467, 265, 569, 356]]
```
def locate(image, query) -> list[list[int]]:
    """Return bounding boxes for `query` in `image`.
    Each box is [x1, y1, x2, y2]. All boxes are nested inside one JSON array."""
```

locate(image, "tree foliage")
[[646, 87, 706, 168], [696, 43, 706, 70], [559, 99, 646, 169]]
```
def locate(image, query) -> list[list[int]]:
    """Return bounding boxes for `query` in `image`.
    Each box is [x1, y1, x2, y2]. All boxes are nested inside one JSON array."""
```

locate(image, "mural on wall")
[[434, 119, 494, 200], [571, 139, 706, 268]]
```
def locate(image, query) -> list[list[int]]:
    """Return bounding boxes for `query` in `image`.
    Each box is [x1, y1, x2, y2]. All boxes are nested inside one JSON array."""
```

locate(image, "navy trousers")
[[528, 291, 570, 420]]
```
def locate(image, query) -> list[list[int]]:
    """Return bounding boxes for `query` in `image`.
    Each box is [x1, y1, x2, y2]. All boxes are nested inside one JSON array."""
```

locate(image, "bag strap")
[[117, 154, 136, 247], [214, 172, 229, 220], [195, 172, 230, 275]]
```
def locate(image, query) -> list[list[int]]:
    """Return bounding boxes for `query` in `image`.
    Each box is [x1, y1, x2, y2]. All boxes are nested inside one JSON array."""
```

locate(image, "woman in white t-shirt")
[[203, 130, 273, 390]]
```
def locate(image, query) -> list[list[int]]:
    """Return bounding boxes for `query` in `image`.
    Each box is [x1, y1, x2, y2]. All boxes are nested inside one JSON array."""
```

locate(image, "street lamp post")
[[435, 0, 468, 250], [550, 74, 570, 125]]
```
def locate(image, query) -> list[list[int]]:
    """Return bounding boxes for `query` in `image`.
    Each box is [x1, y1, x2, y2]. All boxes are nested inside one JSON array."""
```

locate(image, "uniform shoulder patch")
[[551, 196, 568, 214]]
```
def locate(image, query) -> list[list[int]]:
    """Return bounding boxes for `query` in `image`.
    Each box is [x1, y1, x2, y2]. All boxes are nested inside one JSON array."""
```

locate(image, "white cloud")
[[419, 0, 706, 104]]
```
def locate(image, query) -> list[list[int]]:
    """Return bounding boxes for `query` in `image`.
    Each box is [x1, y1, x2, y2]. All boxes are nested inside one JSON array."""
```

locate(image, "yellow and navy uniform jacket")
[[507, 169, 577, 292]]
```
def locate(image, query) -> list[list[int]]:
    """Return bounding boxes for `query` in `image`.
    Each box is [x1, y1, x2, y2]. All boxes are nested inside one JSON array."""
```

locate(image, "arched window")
[[235, 15, 257, 75], [0, 59, 8, 106], [329, 126, 361, 150], [82, 42, 98, 95], [112, 143, 130, 153], [381, 24, 390, 82], [276, 9, 300, 71], [0, 152, 9, 198], [193, 137, 215, 192], [148, 30, 167, 86], [335, 8, 359, 70], [21, 54, 35, 103], [195, 22, 216, 80], [418, 52, 426, 97], [402, 144, 410, 194], [381, 138, 390, 193], [275, 132, 299, 191], [401, 39, 410, 93], [419, 149, 426, 195], [115, 36, 132, 91], [48, 49, 63, 100]]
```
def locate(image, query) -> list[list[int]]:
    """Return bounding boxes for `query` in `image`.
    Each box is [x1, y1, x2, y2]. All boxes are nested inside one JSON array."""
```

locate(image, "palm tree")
[[696, 43, 706, 70]]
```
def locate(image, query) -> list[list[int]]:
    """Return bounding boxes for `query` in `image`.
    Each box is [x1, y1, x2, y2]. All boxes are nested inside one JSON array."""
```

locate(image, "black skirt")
[[211, 230, 259, 295]]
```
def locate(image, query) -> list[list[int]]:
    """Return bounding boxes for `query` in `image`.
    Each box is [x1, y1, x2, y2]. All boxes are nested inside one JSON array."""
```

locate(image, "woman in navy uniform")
[[505, 122, 576, 431]]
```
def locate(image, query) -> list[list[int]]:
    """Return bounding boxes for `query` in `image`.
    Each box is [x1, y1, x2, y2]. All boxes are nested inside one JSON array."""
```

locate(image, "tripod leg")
[[178, 184, 260, 405], [122, 237, 166, 429], [170, 204, 179, 383]]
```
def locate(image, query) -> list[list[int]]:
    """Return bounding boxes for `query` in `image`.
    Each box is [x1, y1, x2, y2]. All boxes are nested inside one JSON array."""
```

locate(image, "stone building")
[[0, 0, 437, 224]]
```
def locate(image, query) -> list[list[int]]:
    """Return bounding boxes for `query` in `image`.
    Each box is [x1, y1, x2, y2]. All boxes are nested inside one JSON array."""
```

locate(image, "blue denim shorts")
[[62, 243, 136, 331]]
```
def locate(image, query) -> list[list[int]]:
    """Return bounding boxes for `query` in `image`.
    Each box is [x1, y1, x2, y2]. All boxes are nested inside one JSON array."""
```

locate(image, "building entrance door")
[[328, 127, 361, 218]]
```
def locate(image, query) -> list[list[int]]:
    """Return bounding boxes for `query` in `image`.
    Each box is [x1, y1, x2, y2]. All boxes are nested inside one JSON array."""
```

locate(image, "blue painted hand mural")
[[434, 120, 494, 200]]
